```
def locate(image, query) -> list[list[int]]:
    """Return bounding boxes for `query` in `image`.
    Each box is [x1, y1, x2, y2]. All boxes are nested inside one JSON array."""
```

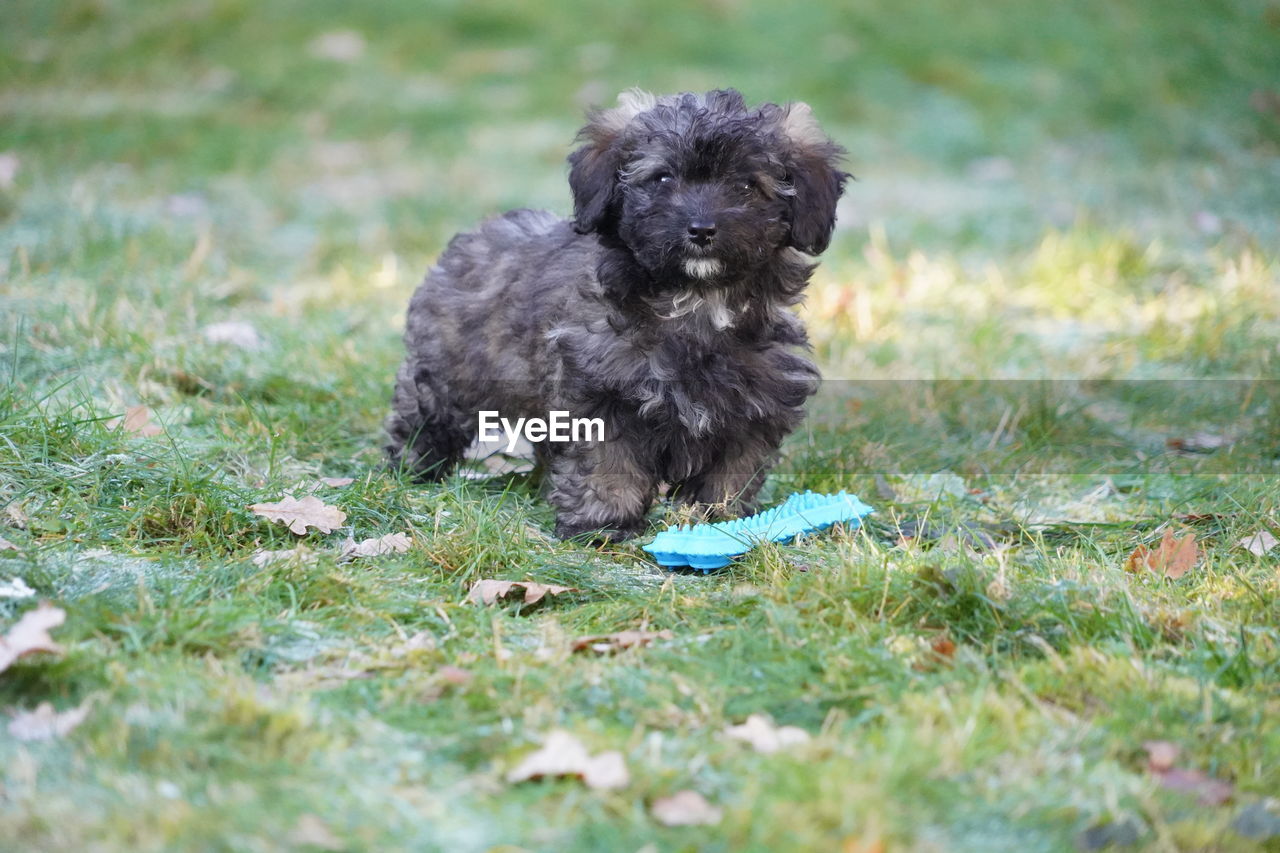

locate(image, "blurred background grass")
[[4, 0, 1278, 457], [3, 4, 1280, 850], [4, 0, 1278, 253]]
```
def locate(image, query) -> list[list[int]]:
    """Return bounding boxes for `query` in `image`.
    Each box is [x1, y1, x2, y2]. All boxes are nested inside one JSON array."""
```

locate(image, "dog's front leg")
[[674, 435, 780, 519], [546, 440, 657, 542]]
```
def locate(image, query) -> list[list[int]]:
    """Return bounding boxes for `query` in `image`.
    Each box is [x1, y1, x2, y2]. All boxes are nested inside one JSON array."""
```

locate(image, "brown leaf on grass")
[[505, 730, 629, 790], [651, 790, 722, 826], [339, 532, 412, 560], [0, 536, 17, 551], [319, 477, 355, 488], [571, 629, 673, 654], [467, 579, 576, 606], [911, 635, 959, 671], [724, 713, 811, 754], [249, 495, 347, 535], [1142, 740, 1234, 806], [7, 700, 91, 741], [1126, 528, 1197, 579], [930, 636, 957, 658], [0, 602, 65, 674], [1238, 530, 1278, 557], [110, 405, 163, 437]]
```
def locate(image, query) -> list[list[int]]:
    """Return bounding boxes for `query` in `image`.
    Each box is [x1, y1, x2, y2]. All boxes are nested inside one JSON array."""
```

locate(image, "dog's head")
[[568, 89, 848, 284]]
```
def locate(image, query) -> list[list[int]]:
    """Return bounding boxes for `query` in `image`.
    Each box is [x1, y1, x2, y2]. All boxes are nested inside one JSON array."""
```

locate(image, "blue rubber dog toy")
[[643, 490, 874, 571]]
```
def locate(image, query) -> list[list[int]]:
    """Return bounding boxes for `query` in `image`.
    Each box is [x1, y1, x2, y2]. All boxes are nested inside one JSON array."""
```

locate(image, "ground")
[[1, 0, 1279, 850]]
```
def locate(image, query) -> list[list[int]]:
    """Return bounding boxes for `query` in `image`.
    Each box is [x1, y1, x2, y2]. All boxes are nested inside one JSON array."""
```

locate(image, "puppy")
[[386, 89, 848, 540]]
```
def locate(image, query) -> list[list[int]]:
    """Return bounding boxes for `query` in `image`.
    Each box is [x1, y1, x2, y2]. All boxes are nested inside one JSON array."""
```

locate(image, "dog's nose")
[[687, 219, 717, 245]]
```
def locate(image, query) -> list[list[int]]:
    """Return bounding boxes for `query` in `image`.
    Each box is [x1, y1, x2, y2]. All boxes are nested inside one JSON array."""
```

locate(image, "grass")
[[2, 0, 1279, 849]]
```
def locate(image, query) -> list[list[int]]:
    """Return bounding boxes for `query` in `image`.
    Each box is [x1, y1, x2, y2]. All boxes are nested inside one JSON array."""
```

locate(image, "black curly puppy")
[[386, 89, 848, 540]]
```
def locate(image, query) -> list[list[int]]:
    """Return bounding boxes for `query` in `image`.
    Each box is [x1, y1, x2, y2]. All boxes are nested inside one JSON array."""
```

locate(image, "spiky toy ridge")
[[643, 491, 874, 571]]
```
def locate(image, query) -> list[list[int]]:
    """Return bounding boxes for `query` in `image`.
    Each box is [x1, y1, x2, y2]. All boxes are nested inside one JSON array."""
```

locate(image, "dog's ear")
[[568, 89, 656, 234], [773, 102, 849, 256]]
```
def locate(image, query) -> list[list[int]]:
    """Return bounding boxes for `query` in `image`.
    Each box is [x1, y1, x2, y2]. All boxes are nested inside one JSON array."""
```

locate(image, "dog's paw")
[[554, 518, 646, 543]]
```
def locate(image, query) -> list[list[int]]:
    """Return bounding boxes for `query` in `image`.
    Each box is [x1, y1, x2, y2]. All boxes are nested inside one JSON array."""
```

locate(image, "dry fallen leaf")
[[724, 713, 811, 754], [1126, 528, 1198, 579], [339, 532, 412, 559], [7, 700, 91, 741], [319, 477, 355, 488], [571, 629, 673, 654], [0, 602, 66, 674], [468, 579, 576, 606], [250, 495, 347, 535], [1142, 740, 1234, 806], [110, 405, 163, 437], [1238, 530, 1278, 557], [506, 730, 629, 790], [461, 434, 536, 481], [651, 790, 722, 826]]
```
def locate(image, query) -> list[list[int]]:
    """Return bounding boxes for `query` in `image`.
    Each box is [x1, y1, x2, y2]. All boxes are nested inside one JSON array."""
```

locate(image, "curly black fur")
[[386, 89, 848, 540]]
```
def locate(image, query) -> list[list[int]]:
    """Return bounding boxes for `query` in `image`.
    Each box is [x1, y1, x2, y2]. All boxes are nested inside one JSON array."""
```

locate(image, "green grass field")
[[2, 1, 1279, 850]]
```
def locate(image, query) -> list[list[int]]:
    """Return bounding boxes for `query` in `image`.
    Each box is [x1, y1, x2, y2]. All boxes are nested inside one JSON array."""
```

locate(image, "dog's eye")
[[739, 178, 758, 193], [654, 172, 674, 184]]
